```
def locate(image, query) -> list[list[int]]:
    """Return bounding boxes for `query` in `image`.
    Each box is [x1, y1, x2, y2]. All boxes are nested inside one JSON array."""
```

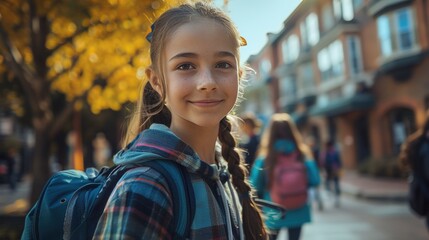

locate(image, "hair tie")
[[146, 24, 155, 43], [219, 170, 230, 184]]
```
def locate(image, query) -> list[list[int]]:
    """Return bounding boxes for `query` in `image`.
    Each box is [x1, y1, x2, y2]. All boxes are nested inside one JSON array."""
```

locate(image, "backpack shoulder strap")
[[87, 160, 195, 239], [136, 160, 195, 239]]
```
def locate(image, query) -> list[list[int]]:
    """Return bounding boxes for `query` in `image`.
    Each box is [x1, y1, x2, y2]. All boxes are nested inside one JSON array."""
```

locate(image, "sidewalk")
[[340, 170, 408, 202], [0, 176, 31, 215], [0, 170, 409, 215]]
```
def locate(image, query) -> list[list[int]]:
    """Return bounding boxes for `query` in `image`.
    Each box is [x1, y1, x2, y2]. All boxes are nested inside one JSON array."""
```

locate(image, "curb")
[[341, 182, 408, 202]]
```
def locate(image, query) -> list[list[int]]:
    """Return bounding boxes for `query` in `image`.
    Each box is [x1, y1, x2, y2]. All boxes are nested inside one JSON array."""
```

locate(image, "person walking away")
[[306, 136, 324, 211], [92, 132, 112, 169], [400, 111, 429, 231], [92, 3, 267, 239], [2, 146, 18, 192], [239, 113, 262, 170], [322, 140, 342, 207], [250, 113, 320, 240]]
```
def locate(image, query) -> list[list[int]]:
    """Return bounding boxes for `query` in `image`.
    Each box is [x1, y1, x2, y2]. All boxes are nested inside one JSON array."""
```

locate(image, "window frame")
[[376, 6, 418, 58]]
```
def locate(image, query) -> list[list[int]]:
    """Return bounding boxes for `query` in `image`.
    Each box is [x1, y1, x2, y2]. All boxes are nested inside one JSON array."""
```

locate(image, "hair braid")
[[218, 117, 267, 240]]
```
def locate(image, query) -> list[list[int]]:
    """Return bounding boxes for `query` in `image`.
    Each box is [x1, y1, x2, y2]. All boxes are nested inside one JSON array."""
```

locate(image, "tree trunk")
[[29, 120, 52, 205]]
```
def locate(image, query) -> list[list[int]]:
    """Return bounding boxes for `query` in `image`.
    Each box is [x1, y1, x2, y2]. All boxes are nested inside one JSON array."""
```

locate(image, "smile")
[[189, 100, 224, 107]]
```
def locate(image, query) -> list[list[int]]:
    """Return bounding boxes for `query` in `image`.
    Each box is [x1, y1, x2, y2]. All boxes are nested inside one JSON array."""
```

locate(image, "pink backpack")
[[270, 152, 308, 209]]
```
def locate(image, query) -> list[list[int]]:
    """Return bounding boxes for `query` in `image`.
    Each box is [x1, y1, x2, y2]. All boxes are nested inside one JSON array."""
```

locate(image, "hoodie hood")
[[273, 139, 296, 154], [114, 123, 219, 181]]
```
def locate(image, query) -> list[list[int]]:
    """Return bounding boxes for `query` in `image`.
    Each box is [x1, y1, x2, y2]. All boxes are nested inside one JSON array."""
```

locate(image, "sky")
[[214, 0, 302, 62]]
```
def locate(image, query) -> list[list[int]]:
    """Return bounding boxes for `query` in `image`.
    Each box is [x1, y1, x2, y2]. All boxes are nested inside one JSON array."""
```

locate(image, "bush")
[[357, 156, 406, 179]]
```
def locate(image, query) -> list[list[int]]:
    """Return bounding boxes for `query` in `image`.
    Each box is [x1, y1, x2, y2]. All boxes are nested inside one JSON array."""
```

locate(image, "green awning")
[[309, 93, 374, 117]]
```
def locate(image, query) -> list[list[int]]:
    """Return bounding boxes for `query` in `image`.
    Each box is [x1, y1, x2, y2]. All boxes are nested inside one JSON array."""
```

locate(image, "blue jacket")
[[249, 156, 320, 230]]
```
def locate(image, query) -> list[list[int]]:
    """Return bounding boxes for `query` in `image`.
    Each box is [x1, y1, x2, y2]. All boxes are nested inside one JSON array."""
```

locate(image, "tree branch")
[[0, 24, 37, 94], [48, 86, 91, 140], [48, 97, 76, 140], [47, 54, 79, 82], [47, 25, 90, 55], [47, 46, 141, 139]]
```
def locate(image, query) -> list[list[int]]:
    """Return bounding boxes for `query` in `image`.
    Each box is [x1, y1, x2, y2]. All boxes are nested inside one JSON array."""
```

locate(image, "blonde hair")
[[122, 2, 266, 239], [259, 113, 312, 188]]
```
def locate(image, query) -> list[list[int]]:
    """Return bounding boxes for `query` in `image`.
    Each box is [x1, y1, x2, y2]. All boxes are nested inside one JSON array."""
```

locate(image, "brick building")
[[240, 0, 429, 170]]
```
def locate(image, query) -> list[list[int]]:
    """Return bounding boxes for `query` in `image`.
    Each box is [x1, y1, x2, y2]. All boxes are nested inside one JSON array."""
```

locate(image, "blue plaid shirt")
[[93, 124, 242, 239]]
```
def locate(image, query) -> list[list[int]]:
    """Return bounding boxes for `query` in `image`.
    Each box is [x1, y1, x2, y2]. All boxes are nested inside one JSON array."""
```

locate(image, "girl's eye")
[[216, 62, 233, 69], [177, 63, 195, 70]]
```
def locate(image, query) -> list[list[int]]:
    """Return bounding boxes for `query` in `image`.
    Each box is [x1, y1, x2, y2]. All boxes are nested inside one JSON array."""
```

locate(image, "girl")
[[93, 2, 267, 240], [400, 111, 429, 230], [239, 113, 262, 170], [250, 113, 320, 240]]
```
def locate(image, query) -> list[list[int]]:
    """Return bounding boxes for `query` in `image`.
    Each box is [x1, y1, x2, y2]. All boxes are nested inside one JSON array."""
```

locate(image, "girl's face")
[[160, 18, 239, 129]]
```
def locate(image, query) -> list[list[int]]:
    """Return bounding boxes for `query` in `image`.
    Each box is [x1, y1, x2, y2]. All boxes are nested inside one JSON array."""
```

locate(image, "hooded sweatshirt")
[[93, 124, 244, 240], [249, 139, 320, 230]]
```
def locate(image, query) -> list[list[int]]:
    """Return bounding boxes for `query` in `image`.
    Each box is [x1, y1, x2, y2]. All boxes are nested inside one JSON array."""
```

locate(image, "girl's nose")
[[198, 69, 217, 91]]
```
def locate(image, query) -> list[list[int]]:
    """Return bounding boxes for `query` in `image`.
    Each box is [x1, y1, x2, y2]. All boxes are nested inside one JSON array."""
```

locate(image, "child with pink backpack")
[[250, 113, 320, 240]]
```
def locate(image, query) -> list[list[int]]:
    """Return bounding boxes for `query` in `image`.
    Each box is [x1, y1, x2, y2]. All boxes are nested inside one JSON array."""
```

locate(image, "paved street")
[[0, 178, 30, 216], [1, 175, 429, 240], [277, 190, 428, 240]]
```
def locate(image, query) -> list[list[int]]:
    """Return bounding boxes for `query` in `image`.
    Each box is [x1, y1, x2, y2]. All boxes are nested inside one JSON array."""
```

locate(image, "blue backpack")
[[21, 160, 195, 240]]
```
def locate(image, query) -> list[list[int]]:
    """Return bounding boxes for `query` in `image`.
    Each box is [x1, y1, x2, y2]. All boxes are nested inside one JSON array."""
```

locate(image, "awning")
[[375, 50, 428, 81], [309, 93, 374, 117]]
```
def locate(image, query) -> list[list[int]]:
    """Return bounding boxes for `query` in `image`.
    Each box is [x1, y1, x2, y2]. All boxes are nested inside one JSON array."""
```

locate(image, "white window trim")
[[318, 40, 345, 83], [377, 6, 419, 60], [307, 13, 320, 46]]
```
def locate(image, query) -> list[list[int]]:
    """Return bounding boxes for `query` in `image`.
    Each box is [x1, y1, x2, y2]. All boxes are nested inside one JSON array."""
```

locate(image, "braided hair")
[[219, 117, 267, 239], [122, 3, 267, 238]]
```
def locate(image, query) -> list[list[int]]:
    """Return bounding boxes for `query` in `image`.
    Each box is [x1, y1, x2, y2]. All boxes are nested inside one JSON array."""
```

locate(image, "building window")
[[377, 15, 392, 56], [297, 62, 315, 96], [376, 7, 417, 58], [300, 12, 320, 49], [282, 34, 300, 64], [317, 40, 344, 82], [389, 108, 416, 154], [396, 8, 414, 50], [330, 41, 344, 77], [279, 76, 297, 105], [322, 4, 334, 31], [347, 35, 363, 75], [259, 59, 271, 78], [333, 0, 342, 20], [333, 0, 355, 21], [307, 13, 320, 46], [318, 49, 330, 81]]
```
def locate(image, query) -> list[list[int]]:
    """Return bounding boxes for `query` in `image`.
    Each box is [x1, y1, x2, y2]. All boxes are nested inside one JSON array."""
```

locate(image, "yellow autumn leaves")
[[46, 0, 167, 114], [0, 0, 181, 114]]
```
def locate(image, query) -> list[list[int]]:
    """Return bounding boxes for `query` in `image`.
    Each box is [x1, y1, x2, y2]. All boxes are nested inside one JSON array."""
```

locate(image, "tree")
[[0, 0, 188, 204]]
